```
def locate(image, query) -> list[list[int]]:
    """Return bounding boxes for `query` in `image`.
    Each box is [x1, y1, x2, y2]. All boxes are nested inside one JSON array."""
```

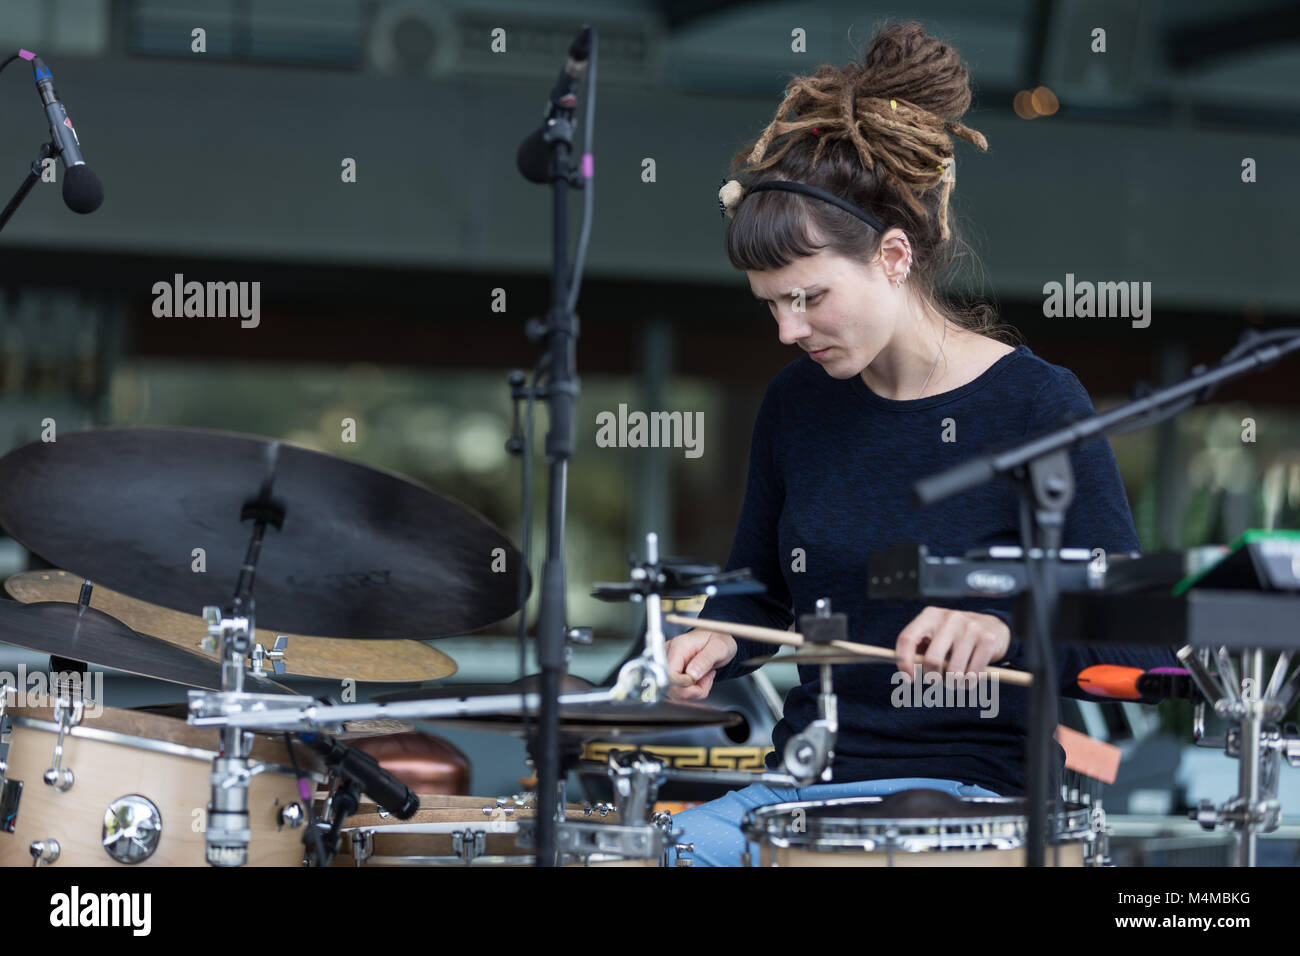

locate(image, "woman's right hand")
[[666, 628, 738, 701]]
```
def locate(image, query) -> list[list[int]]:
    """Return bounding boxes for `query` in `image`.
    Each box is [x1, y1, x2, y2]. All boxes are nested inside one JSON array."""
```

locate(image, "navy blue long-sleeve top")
[[700, 345, 1177, 796]]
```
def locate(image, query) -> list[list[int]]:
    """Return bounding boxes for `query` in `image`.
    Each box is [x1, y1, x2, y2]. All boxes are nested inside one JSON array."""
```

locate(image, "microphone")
[[31, 56, 103, 214], [516, 26, 592, 183], [1077, 664, 1196, 701], [299, 733, 419, 820]]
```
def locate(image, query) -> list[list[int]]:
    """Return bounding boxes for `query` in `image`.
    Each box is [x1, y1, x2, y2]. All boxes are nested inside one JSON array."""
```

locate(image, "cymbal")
[[376, 674, 741, 738], [0, 599, 293, 694], [0, 428, 527, 640], [5, 571, 457, 683]]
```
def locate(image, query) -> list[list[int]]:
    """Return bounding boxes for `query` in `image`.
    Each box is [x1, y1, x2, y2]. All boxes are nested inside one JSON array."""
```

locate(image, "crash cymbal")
[[6, 571, 457, 683], [0, 428, 527, 640], [376, 674, 741, 738], [0, 599, 293, 694]]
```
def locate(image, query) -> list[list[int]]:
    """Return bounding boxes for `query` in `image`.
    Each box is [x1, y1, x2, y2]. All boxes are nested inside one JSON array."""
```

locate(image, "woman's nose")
[[774, 306, 810, 346]]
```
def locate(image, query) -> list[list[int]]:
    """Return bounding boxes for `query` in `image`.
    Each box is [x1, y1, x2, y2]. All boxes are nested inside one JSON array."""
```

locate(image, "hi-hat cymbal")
[[0, 428, 527, 640], [0, 599, 293, 694], [6, 571, 457, 683], [376, 674, 741, 738]]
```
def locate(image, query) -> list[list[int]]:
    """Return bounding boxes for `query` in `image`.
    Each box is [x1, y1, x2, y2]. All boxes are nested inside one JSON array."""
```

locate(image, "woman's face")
[[747, 247, 896, 380]]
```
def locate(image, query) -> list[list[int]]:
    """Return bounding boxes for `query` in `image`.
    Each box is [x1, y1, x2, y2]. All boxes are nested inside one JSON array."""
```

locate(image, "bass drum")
[[0, 702, 323, 867]]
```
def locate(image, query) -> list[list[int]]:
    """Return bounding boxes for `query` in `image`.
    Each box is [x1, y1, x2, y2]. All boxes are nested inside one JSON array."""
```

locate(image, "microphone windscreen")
[[63, 164, 103, 214], [516, 127, 550, 184]]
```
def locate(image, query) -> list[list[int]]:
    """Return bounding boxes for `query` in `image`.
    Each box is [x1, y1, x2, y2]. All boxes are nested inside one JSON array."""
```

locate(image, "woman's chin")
[[815, 357, 860, 380]]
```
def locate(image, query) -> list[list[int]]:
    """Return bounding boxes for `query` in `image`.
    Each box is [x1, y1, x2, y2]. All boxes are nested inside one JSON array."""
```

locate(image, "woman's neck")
[[860, 303, 954, 400]]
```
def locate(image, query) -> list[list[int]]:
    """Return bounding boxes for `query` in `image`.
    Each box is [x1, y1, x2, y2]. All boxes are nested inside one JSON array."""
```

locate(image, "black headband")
[[745, 180, 887, 234]]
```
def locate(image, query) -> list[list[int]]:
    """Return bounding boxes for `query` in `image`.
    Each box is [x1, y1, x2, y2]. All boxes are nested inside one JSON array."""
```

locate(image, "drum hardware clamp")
[[250, 636, 289, 678]]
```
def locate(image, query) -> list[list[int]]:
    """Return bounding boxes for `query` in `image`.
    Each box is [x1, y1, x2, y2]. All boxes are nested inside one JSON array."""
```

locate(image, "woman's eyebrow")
[[753, 286, 824, 301]]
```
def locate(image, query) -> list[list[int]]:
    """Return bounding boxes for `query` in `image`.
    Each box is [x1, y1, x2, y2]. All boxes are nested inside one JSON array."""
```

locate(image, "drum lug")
[[1088, 803, 1112, 866], [351, 828, 374, 865], [43, 694, 83, 792], [452, 829, 486, 864], [29, 838, 60, 866]]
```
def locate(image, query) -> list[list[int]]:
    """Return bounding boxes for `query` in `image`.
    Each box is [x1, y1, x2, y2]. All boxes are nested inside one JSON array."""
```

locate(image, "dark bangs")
[[724, 184, 881, 273]]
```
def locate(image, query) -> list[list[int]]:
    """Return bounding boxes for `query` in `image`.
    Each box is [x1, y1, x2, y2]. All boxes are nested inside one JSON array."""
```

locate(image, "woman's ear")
[[876, 229, 913, 286]]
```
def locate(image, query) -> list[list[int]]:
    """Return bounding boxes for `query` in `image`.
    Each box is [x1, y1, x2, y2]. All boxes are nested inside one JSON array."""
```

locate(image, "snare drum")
[[0, 702, 323, 867], [329, 795, 657, 866], [741, 789, 1093, 867]]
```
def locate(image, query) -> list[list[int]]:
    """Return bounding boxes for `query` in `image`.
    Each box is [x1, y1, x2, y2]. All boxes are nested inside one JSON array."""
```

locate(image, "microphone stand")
[[0, 140, 54, 233], [913, 329, 1300, 866], [514, 26, 595, 867]]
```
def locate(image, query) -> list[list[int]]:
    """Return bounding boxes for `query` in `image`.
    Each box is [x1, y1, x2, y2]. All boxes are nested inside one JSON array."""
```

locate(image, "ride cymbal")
[[0, 428, 527, 640]]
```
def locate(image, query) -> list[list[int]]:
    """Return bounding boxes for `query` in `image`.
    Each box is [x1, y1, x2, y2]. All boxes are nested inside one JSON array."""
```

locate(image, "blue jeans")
[[669, 777, 1000, 867]]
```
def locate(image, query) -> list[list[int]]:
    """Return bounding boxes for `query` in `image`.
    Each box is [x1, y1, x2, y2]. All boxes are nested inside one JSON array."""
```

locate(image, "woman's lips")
[[808, 347, 831, 360]]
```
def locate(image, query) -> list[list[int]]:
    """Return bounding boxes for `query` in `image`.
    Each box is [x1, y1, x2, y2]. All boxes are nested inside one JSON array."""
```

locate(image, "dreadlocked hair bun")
[[737, 21, 987, 241]]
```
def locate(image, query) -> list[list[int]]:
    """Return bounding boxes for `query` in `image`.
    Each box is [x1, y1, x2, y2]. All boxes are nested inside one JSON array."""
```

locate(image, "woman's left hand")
[[893, 607, 1011, 681]]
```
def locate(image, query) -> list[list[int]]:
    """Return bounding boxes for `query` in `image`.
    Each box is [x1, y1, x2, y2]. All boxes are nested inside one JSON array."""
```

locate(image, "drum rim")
[[9, 715, 327, 783], [742, 795, 1093, 850]]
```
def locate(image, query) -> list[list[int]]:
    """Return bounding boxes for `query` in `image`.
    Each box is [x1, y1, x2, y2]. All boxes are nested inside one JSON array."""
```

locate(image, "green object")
[[1172, 529, 1300, 596]]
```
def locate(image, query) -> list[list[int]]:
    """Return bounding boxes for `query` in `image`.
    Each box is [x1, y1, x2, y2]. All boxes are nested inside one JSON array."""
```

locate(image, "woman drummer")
[[665, 21, 1177, 866]]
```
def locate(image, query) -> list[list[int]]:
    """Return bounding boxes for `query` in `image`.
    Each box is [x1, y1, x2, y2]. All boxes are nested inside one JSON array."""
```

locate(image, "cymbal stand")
[[596, 533, 764, 703], [200, 442, 285, 867], [781, 598, 844, 784], [610, 533, 672, 703]]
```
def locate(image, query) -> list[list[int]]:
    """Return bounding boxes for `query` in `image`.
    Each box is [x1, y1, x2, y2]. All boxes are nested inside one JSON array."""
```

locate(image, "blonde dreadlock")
[[735, 24, 988, 241]]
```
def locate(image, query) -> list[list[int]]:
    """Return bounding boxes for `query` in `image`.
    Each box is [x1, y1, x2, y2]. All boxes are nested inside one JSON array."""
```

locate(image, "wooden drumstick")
[[666, 614, 1033, 687]]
